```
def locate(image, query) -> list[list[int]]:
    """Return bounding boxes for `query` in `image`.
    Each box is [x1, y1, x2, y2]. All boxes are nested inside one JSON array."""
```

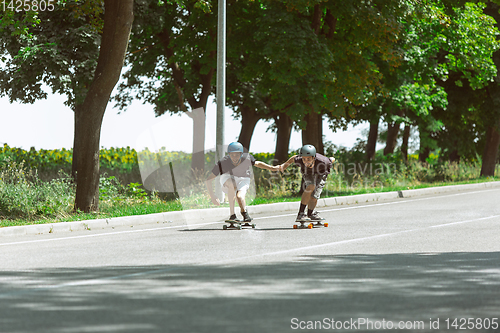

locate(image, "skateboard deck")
[[223, 220, 256, 230], [293, 218, 328, 229]]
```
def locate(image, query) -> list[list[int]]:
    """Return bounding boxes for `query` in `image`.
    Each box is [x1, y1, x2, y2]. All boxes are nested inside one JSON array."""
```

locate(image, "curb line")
[[2, 181, 500, 237]]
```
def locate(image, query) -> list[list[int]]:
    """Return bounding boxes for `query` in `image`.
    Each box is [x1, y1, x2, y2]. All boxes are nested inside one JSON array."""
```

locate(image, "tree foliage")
[[115, 0, 216, 115], [358, 0, 500, 163], [0, 1, 101, 108], [2, 0, 500, 181]]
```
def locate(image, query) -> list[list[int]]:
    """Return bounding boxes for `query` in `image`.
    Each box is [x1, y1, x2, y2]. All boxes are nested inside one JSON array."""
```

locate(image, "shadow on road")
[[1, 252, 500, 332]]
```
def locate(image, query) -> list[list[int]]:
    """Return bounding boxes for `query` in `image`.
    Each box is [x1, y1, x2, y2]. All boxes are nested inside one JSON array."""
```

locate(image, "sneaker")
[[296, 212, 311, 222], [228, 214, 238, 221], [308, 211, 323, 221], [241, 211, 253, 222]]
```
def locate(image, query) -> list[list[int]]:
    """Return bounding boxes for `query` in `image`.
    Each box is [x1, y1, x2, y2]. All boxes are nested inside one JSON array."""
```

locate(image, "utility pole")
[[215, 0, 226, 201]]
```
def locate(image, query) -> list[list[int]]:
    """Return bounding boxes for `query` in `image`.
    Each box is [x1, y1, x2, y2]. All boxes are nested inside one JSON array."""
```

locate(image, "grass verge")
[[1, 176, 498, 228]]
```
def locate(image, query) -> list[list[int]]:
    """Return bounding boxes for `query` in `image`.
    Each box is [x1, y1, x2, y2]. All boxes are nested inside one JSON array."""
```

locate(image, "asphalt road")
[[1, 187, 500, 333]]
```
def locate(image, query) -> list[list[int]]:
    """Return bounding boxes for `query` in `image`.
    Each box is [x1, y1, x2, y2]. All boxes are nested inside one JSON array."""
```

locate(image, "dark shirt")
[[211, 153, 256, 178], [294, 153, 332, 176]]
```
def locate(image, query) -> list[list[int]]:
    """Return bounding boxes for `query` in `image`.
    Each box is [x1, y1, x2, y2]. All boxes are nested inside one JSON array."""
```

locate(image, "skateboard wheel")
[[293, 225, 297, 229], [251, 224, 256, 228], [237, 225, 242, 230], [324, 222, 329, 227], [223, 225, 227, 230], [308, 223, 313, 229]]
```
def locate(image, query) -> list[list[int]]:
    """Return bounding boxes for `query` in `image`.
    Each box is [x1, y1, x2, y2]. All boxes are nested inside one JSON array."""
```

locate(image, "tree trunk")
[[480, 120, 500, 176], [401, 124, 410, 163], [274, 113, 293, 165], [419, 147, 430, 163], [384, 121, 401, 155], [301, 112, 324, 155], [449, 147, 460, 163], [187, 107, 206, 175], [311, 4, 322, 34], [366, 120, 379, 161], [418, 126, 430, 163], [185, 68, 212, 173], [157, 28, 215, 174], [71, 120, 78, 180], [237, 105, 261, 150], [188, 68, 213, 173], [481, 4, 500, 176], [74, 0, 133, 212]]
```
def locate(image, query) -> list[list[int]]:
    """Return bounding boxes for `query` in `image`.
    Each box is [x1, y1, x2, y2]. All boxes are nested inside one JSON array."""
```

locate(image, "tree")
[[296, 0, 408, 156], [0, 0, 134, 212], [115, 0, 215, 173], [226, 0, 408, 160], [0, 2, 100, 108], [360, 1, 499, 165], [228, 0, 335, 156], [74, 0, 134, 212], [431, 2, 499, 164], [480, 2, 500, 176]]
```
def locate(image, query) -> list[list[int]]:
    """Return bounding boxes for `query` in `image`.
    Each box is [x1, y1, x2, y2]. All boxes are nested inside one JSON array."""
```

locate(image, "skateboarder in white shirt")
[[206, 142, 279, 222], [277, 144, 335, 222]]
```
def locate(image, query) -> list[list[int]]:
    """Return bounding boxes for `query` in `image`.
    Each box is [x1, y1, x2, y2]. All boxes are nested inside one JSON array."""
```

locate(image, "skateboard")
[[293, 218, 328, 229], [223, 220, 256, 230]]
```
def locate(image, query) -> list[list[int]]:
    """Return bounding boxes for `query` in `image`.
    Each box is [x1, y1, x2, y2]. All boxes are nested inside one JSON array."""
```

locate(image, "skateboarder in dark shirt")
[[206, 142, 278, 222], [277, 144, 335, 222]]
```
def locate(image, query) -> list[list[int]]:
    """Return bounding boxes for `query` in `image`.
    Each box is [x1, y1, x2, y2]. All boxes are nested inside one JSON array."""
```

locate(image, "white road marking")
[[0, 222, 221, 247], [1, 212, 499, 298], [229, 214, 500, 261]]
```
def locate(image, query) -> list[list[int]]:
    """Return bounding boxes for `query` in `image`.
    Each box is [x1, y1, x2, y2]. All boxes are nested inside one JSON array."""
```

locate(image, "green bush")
[[0, 161, 74, 219]]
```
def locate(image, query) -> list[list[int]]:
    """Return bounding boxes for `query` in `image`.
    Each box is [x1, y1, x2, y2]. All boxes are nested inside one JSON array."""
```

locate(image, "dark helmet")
[[299, 144, 316, 157], [227, 142, 244, 153]]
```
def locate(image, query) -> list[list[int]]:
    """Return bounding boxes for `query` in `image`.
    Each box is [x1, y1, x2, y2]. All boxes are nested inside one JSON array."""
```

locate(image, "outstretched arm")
[[205, 172, 220, 206], [277, 155, 297, 172], [254, 161, 279, 171]]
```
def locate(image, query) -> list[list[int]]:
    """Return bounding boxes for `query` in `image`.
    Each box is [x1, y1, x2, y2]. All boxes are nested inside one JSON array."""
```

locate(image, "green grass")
[[252, 176, 499, 204]]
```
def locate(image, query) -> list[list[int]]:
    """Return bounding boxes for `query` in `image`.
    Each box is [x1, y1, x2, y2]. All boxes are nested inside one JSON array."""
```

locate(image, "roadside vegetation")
[[1, 144, 498, 228], [2, 1, 500, 216]]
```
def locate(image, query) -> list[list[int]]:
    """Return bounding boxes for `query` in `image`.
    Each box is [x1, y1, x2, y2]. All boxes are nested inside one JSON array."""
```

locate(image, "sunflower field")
[[0, 144, 143, 183]]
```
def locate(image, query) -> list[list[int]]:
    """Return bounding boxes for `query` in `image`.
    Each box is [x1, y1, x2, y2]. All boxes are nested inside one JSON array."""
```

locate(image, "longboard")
[[293, 219, 328, 229], [223, 220, 256, 230]]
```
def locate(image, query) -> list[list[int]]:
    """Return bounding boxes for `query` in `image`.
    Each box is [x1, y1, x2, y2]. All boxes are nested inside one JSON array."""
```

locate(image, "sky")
[[0, 90, 370, 154]]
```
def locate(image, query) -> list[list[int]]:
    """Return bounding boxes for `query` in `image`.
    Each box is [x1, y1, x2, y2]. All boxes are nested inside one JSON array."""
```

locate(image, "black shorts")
[[302, 174, 328, 199]]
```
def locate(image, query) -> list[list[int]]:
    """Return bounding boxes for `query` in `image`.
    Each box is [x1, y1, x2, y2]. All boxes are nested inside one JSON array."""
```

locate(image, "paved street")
[[1, 187, 500, 332]]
